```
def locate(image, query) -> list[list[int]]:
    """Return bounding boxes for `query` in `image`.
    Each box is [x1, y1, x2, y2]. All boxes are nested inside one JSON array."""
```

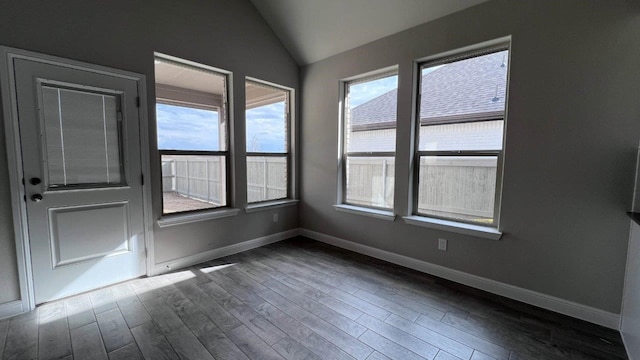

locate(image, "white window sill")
[[402, 215, 502, 240], [245, 199, 299, 213], [333, 204, 396, 221], [157, 208, 240, 228]]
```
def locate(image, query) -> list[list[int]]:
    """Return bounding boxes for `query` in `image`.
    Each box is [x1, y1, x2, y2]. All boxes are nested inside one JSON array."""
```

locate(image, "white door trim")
[[0, 46, 154, 316]]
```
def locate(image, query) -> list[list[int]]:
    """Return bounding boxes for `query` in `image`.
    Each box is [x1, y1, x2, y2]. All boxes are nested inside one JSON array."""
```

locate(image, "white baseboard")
[[0, 300, 25, 320], [300, 228, 621, 330], [153, 228, 301, 275]]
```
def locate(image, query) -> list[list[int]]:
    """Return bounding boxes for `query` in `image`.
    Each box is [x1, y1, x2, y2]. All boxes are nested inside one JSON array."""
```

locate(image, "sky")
[[349, 75, 398, 108], [156, 104, 222, 151], [156, 102, 286, 152], [246, 102, 286, 152]]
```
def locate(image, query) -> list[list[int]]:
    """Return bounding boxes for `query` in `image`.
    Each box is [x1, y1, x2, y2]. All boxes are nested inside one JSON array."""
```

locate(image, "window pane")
[[346, 156, 394, 209], [417, 156, 497, 225], [161, 155, 226, 214], [346, 74, 398, 153], [42, 86, 123, 187], [247, 156, 288, 203], [418, 50, 508, 150], [419, 120, 504, 151], [155, 58, 227, 151], [156, 104, 222, 151], [246, 81, 288, 153]]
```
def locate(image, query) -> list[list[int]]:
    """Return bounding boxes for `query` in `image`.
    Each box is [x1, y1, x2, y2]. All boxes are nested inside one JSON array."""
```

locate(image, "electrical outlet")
[[273, 213, 279, 222], [438, 238, 447, 251]]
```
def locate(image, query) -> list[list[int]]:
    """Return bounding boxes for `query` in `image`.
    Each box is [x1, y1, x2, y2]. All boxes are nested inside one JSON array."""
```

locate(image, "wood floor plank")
[[258, 253, 362, 295], [141, 296, 187, 335], [130, 321, 179, 360], [253, 301, 314, 342], [301, 332, 357, 360], [384, 314, 474, 360], [353, 289, 420, 322], [70, 322, 108, 360], [300, 315, 373, 360], [108, 342, 144, 360], [283, 271, 391, 321], [257, 287, 315, 321], [227, 302, 288, 346], [2, 318, 38, 360], [110, 283, 152, 329], [415, 314, 511, 360], [282, 276, 364, 320], [38, 301, 72, 360], [372, 287, 445, 321], [273, 337, 322, 360], [90, 287, 118, 315], [355, 314, 439, 360], [264, 278, 367, 338], [65, 294, 96, 330], [165, 326, 215, 360], [358, 330, 427, 360], [227, 325, 286, 360], [471, 351, 498, 360], [440, 312, 542, 360], [259, 247, 377, 294], [435, 351, 464, 360], [204, 267, 269, 308], [96, 308, 135, 353], [367, 351, 392, 360], [173, 278, 242, 333], [162, 286, 249, 360]]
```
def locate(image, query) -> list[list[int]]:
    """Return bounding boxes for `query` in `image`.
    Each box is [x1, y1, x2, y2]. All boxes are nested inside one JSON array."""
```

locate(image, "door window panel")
[[41, 86, 123, 188]]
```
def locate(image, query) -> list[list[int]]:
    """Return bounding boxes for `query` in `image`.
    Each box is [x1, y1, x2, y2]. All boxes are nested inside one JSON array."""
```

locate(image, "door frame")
[[0, 46, 155, 315]]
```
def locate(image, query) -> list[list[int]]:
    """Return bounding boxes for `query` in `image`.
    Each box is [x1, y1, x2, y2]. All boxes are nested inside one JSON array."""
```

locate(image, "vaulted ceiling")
[[249, 0, 489, 65]]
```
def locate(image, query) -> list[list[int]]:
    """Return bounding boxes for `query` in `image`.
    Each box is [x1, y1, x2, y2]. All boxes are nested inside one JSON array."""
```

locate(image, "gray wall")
[[300, 0, 640, 314], [621, 220, 640, 358], [0, 0, 299, 306]]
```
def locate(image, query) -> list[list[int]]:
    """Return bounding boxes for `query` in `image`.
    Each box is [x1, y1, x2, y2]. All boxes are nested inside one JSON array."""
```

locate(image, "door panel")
[[48, 202, 131, 268], [13, 58, 146, 304]]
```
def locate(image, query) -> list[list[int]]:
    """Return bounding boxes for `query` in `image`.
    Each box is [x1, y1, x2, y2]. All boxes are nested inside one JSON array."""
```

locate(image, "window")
[[154, 55, 230, 215], [414, 46, 509, 227], [245, 79, 292, 203], [341, 71, 398, 210]]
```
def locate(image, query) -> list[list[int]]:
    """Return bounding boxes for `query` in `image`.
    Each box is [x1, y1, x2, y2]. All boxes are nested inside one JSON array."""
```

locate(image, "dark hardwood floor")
[[0, 237, 628, 360]]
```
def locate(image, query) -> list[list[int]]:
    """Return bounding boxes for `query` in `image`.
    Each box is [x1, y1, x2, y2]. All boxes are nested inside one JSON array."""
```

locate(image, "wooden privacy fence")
[[346, 157, 496, 219], [162, 156, 286, 204]]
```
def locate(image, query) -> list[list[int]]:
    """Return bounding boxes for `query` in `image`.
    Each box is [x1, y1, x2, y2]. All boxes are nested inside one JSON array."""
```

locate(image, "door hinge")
[[141, 174, 144, 186], [23, 195, 27, 202], [136, 97, 141, 108]]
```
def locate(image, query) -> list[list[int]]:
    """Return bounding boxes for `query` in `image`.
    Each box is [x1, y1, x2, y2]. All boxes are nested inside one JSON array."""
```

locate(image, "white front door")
[[13, 58, 146, 304]]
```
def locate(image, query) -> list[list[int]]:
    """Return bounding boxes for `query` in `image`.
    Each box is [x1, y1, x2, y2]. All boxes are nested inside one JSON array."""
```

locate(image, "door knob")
[[30, 177, 41, 185], [31, 194, 43, 202]]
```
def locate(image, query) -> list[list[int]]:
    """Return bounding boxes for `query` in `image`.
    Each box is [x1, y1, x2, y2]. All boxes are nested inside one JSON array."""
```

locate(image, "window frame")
[[412, 43, 510, 229], [154, 54, 233, 216], [245, 78, 293, 205], [339, 68, 399, 212]]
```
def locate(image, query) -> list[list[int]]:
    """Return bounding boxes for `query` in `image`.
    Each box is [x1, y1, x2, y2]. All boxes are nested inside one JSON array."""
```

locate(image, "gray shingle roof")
[[351, 50, 508, 130]]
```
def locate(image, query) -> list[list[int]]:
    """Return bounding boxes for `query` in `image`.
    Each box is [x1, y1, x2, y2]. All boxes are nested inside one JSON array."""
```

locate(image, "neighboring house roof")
[[351, 50, 508, 131]]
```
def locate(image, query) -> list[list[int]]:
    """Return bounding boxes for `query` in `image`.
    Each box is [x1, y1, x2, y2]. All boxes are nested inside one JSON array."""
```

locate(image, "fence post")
[[186, 159, 190, 198], [381, 159, 387, 207], [206, 159, 210, 202], [263, 157, 268, 200]]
